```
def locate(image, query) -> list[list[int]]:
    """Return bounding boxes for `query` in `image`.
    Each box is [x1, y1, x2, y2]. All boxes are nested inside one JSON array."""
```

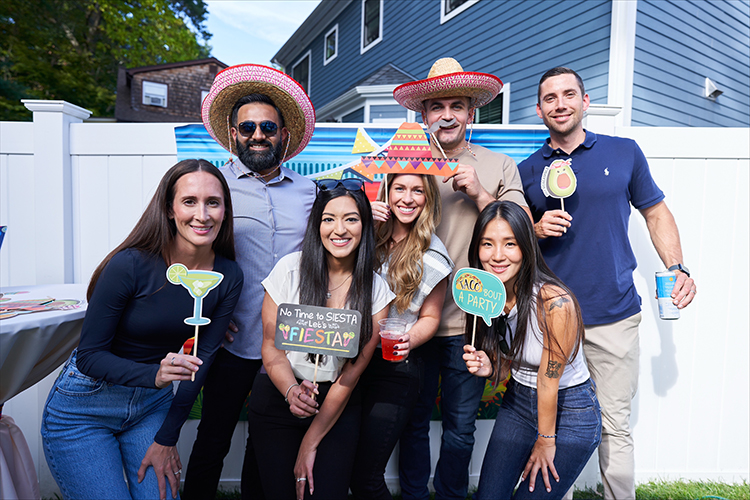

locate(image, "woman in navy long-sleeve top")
[[41, 160, 243, 500]]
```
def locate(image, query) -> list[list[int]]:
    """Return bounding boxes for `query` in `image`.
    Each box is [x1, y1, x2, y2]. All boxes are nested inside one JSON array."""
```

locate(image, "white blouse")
[[262, 252, 395, 382]]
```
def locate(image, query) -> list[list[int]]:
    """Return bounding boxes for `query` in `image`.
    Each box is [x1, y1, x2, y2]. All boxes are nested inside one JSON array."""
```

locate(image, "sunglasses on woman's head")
[[236, 120, 279, 137], [315, 178, 365, 193]]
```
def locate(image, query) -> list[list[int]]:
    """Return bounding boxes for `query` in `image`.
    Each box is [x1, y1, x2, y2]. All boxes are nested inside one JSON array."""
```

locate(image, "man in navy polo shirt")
[[518, 67, 697, 500]]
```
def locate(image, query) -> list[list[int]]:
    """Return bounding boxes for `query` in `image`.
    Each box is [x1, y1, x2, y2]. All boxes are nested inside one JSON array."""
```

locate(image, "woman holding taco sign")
[[463, 201, 601, 500]]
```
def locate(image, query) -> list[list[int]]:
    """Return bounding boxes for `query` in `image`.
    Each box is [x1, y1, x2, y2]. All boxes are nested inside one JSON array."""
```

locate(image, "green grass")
[[566, 480, 750, 500], [44, 480, 750, 500], [635, 479, 749, 500]]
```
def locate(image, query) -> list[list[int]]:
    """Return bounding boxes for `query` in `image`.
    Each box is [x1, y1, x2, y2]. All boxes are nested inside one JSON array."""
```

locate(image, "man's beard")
[[236, 137, 284, 173]]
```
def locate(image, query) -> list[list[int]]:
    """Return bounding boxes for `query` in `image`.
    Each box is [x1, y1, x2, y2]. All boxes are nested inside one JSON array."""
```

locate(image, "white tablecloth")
[[0, 283, 87, 500], [1, 284, 87, 406]]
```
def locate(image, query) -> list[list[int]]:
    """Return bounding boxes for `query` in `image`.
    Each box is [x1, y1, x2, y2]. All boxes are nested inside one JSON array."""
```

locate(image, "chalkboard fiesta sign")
[[275, 303, 361, 358]]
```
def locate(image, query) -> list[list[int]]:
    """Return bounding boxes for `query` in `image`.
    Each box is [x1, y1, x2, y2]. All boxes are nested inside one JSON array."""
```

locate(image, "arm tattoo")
[[548, 296, 570, 311], [545, 360, 562, 379]]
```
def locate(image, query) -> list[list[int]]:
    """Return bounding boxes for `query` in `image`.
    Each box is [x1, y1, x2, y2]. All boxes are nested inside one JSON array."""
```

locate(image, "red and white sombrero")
[[394, 58, 503, 112], [201, 64, 316, 161]]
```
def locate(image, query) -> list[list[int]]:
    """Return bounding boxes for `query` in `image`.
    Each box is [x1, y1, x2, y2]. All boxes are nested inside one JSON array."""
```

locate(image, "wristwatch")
[[668, 264, 690, 277]]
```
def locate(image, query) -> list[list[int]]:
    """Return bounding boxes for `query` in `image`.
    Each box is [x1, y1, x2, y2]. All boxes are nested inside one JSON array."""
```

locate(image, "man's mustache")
[[425, 118, 457, 134], [244, 140, 274, 149]]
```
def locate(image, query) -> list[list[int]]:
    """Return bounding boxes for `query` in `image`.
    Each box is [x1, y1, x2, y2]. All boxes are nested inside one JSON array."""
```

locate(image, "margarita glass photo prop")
[[540, 158, 577, 212], [275, 303, 361, 387], [353, 122, 460, 205], [452, 268, 506, 347], [167, 263, 224, 380]]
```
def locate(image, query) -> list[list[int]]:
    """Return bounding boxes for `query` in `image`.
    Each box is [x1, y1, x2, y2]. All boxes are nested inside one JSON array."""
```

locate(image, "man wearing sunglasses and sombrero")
[[183, 64, 317, 500], [392, 58, 532, 500]]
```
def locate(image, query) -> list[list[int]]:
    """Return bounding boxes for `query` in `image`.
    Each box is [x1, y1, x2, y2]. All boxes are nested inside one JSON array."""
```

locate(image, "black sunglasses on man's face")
[[236, 120, 279, 137]]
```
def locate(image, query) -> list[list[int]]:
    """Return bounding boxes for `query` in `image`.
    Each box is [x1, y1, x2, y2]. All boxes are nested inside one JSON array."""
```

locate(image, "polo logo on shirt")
[[604, 168, 610, 176]]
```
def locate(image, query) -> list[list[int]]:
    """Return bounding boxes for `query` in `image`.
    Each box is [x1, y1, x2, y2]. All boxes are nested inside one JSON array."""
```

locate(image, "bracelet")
[[537, 431, 557, 439], [284, 383, 299, 404]]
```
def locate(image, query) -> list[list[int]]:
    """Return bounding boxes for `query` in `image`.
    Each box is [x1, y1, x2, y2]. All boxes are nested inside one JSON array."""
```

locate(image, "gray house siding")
[[342, 106, 365, 122], [631, 0, 750, 127], [288, 0, 612, 124]]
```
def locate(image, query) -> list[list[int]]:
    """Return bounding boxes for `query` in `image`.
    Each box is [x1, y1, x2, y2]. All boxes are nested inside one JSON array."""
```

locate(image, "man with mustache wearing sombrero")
[[390, 58, 532, 500], [183, 64, 317, 500]]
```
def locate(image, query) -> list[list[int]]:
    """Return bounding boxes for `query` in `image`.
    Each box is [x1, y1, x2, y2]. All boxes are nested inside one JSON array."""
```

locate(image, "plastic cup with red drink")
[[378, 318, 407, 362]]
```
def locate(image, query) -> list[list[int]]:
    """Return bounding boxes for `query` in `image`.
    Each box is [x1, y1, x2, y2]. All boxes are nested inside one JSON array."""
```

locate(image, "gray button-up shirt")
[[220, 159, 316, 359]]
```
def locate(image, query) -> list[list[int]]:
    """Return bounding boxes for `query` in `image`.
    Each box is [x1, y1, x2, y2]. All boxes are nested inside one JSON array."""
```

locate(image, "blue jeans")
[[399, 336, 487, 500], [41, 351, 179, 500], [475, 378, 602, 500]]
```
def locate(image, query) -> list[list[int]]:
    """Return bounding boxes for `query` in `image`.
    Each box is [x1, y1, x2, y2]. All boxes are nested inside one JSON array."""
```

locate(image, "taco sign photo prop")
[[452, 268, 506, 346], [275, 303, 361, 359]]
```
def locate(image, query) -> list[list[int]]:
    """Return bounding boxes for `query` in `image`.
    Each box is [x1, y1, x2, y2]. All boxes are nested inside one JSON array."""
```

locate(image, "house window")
[[475, 83, 510, 124], [369, 104, 406, 124], [142, 81, 168, 107], [324, 25, 338, 65], [361, 0, 383, 54], [292, 51, 311, 96], [441, 0, 480, 24], [201, 90, 209, 104]]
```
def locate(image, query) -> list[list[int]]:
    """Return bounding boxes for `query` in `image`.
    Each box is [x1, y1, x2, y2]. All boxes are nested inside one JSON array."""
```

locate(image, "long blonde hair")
[[375, 174, 441, 313]]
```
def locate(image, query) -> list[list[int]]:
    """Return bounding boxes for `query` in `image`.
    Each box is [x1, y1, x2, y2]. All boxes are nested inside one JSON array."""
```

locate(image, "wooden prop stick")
[[312, 353, 320, 401], [384, 175, 389, 207], [191, 325, 199, 381], [561, 198, 565, 212], [430, 134, 448, 159], [425, 119, 454, 159], [471, 315, 477, 347]]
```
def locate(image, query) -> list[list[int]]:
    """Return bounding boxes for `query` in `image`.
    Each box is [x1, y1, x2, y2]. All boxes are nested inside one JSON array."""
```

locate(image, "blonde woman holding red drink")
[[350, 173, 453, 499]]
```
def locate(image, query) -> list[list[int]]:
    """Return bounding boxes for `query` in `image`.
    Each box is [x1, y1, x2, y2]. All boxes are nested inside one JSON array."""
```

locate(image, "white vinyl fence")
[[1, 101, 747, 496]]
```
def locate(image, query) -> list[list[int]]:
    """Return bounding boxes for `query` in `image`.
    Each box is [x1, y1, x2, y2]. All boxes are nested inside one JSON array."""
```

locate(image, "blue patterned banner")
[[174, 123, 547, 178]]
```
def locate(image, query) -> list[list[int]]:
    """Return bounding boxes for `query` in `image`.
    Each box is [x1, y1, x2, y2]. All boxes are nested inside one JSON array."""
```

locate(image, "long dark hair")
[[87, 159, 235, 299], [299, 186, 376, 360], [465, 201, 583, 385]]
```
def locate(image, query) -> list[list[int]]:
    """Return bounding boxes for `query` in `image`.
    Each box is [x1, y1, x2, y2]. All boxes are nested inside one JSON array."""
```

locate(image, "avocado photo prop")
[[541, 158, 577, 211]]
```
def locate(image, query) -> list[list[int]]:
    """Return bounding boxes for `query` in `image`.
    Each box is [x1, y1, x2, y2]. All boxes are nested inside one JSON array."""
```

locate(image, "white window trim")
[[323, 24, 339, 66], [292, 50, 312, 96], [440, 0, 480, 24], [142, 80, 168, 108], [360, 0, 383, 55], [500, 82, 510, 124], [474, 82, 510, 124]]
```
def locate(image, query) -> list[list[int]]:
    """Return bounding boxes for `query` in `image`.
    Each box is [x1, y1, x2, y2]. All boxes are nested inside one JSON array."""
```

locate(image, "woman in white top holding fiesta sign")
[[246, 179, 394, 500]]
